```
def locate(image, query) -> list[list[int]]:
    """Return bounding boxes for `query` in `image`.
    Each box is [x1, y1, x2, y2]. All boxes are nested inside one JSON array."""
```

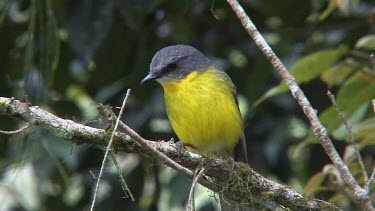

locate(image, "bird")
[[141, 45, 248, 163]]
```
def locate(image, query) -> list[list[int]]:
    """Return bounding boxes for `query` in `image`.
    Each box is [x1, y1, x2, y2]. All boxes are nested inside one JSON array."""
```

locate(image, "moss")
[[0, 100, 15, 116], [202, 158, 333, 210]]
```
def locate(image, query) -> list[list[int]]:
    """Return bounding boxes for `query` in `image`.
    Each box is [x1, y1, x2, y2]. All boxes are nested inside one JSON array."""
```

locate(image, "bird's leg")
[[175, 141, 185, 156], [227, 157, 240, 171], [175, 141, 195, 156]]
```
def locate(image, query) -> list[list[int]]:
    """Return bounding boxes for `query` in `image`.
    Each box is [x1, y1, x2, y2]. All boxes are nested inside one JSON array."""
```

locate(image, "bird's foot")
[[227, 157, 240, 171], [167, 137, 175, 144], [175, 141, 186, 157], [175, 141, 196, 157]]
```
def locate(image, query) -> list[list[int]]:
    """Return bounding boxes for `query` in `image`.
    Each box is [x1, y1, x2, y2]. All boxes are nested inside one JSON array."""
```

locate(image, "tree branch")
[[0, 97, 339, 210], [90, 89, 132, 211], [0, 123, 30, 134], [327, 91, 368, 185], [226, 0, 374, 210]]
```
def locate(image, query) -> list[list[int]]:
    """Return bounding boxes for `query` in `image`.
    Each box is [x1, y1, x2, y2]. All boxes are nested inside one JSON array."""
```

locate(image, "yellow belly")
[[162, 67, 242, 158]]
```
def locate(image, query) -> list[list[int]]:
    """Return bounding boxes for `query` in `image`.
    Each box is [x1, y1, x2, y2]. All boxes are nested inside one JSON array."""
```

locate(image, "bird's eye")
[[160, 62, 176, 75], [167, 62, 176, 69]]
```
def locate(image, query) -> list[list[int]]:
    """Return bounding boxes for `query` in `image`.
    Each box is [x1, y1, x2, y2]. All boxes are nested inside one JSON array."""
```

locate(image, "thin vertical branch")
[[90, 89, 132, 211], [367, 163, 375, 193], [327, 91, 368, 185], [110, 153, 135, 201], [187, 167, 205, 211], [370, 53, 375, 73], [370, 54, 375, 193]]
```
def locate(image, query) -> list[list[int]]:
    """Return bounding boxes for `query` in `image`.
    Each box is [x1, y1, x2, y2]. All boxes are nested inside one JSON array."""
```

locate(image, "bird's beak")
[[141, 73, 158, 85]]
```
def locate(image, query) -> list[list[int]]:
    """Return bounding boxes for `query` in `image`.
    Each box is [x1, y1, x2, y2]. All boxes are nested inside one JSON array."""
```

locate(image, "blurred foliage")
[[0, 0, 375, 210]]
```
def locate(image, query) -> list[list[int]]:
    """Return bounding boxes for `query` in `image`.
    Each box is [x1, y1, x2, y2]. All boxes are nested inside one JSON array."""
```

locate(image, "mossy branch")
[[0, 97, 339, 210]]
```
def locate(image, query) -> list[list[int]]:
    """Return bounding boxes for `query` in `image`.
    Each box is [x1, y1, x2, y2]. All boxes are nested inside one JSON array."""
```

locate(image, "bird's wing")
[[235, 131, 248, 163], [233, 93, 248, 163]]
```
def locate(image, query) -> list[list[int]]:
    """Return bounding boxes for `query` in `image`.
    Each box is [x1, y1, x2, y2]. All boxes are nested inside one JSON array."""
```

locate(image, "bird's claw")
[[227, 157, 240, 171], [175, 141, 185, 156]]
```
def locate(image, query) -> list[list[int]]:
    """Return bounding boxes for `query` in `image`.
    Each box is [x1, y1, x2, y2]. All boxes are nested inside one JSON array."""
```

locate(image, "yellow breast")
[[161, 67, 242, 158]]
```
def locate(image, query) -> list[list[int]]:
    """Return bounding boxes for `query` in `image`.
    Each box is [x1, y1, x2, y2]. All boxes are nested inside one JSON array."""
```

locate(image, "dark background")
[[0, 0, 374, 210]]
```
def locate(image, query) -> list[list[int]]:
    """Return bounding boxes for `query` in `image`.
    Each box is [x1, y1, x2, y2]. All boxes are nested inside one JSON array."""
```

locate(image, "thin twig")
[[110, 153, 135, 201], [370, 53, 375, 73], [367, 163, 375, 193], [210, 0, 220, 20], [327, 90, 368, 184], [0, 124, 30, 134], [226, 0, 373, 210], [90, 171, 98, 179], [187, 167, 205, 211], [349, 50, 374, 61], [118, 122, 197, 181], [90, 89, 132, 211]]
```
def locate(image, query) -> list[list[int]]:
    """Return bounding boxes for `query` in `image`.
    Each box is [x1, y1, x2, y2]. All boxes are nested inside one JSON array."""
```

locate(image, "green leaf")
[[352, 117, 375, 148], [303, 172, 327, 195], [254, 46, 347, 107], [332, 104, 368, 140], [66, 85, 98, 120], [321, 61, 356, 87], [336, 0, 349, 16], [290, 130, 318, 162], [359, 133, 375, 149], [328, 193, 350, 208], [38, 0, 60, 86], [335, 75, 375, 115], [351, 0, 360, 7], [352, 118, 375, 134], [289, 130, 318, 181], [343, 145, 357, 164], [319, 0, 337, 21], [355, 35, 375, 51], [0, 0, 12, 24], [319, 73, 375, 136], [253, 85, 286, 107]]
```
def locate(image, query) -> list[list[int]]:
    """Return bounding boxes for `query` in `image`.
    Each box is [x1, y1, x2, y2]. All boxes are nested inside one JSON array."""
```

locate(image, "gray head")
[[141, 45, 211, 85]]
